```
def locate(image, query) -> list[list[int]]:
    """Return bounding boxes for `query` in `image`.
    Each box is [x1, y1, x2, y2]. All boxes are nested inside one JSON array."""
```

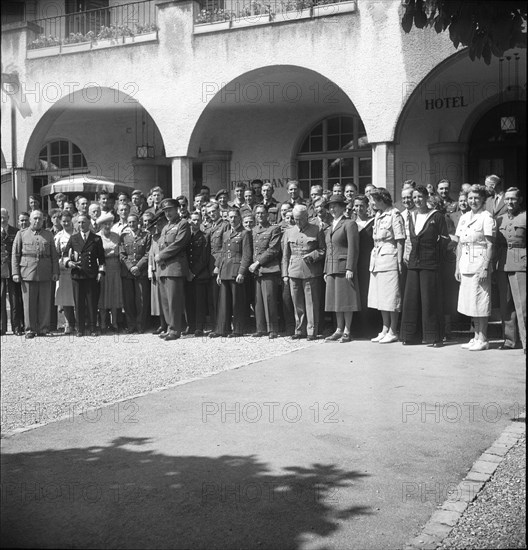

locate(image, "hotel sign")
[[425, 96, 468, 110]]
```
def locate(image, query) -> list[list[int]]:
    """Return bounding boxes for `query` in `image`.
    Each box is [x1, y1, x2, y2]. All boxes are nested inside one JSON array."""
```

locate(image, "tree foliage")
[[401, 0, 527, 64]]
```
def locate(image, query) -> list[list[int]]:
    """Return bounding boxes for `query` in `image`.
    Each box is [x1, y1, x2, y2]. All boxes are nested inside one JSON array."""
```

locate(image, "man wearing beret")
[[120, 213, 152, 334], [215, 189, 230, 216], [155, 198, 191, 340]]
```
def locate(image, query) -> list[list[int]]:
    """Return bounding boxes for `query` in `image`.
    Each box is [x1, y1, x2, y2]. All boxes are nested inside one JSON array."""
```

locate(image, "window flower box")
[[231, 13, 272, 28], [274, 7, 312, 23], [61, 41, 92, 54], [194, 20, 231, 34], [313, 0, 356, 18], [27, 45, 61, 59], [92, 38, 121, 50], [130, 30, 158, 43]]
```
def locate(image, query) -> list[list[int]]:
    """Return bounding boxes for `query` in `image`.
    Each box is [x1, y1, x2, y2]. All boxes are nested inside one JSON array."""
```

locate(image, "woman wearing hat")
[[97, 212, 123, 333], [324, 194, 361, 343]]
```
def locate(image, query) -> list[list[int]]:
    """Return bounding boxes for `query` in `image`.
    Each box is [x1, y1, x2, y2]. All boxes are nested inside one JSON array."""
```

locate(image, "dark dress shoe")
[[209, 332, 222, 338], [498, 344, 516, 350], [76, 331, 84, 337], [307, 335, 317, 341], [228, 333, 242, 338], [291, 334, 303, 340], [251, 332, 264, 338], [25, 332, 36, 339], [164, 332, 181, 341], [430, 342, 443, 348], [14, 329, 25, 336], [126, 328, 136, 335], [153, 326, 164, 335], [194, 330, 204, 337], [269, 332, 278, 339], [158, 332, 168, 339]]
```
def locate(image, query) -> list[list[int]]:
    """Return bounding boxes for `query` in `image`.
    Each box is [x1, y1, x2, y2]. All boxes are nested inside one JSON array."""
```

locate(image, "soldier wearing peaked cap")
[[155, 198, 191, 341]]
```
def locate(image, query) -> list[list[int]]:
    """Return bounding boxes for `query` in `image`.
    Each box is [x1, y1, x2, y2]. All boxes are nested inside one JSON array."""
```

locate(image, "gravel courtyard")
[[1, 333, 313, 434]]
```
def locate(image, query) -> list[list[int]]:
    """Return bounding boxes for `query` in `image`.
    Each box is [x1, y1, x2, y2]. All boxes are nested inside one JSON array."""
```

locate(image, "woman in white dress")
[[97, 212, 123, 333], [455, 184, 496, 351], [54, 211, 76, 334]]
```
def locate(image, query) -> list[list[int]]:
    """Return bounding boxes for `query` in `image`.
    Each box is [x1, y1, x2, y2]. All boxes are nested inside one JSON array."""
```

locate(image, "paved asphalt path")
[[1, 339, 525, 549]]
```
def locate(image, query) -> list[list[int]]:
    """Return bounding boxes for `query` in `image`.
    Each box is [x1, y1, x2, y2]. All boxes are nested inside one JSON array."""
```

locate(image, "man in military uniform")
[[229, 183, 246, 209], [11, 210, 59, 338], [120, 213, 152, 334], [215, 189, 230, 216], [205, 202, 230, 329], [495, 187, 526, 352], [285, 180, 306, 209], [185, 211, 211, 336], [210, 208, 252, 338], [1, 209, 24, 335], [63, 214, 106, 336], [249, 205, 282, 339], [436, 179, 458, 214], [259, 182, 279, 224], [155, 198, 191, 341], [282, 205, 325, 340], [130, 190, 147, 218]]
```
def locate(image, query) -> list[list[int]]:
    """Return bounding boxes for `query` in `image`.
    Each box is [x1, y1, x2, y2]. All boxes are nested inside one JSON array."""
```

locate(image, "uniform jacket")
[[216, 226, 252, 279], [63, 231, 106, 279], [485, 194, 508, 218], [495, 210, 526, 272], [207, 219, 230, 268], [252, 223, 282, 275], [12, 227, 59, 281], [157, 217, 191, 278], [257, 198, 279, 224], [282, 223, 325, 279], [369, 208, 405, 273], [187, 229, 211, 280], [119, 229, 152, 278], [455, 210, 496, 275], [1, 224, 18, 278], [407, 210, 449, 270], [324, 217, 359, 275]]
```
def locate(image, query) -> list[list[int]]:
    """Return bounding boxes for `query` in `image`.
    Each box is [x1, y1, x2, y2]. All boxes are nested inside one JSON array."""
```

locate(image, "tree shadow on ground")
[[1, 436, 372, 549]]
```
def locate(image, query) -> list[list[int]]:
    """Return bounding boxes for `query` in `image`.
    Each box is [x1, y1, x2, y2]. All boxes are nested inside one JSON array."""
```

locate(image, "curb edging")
[[403, 412, 526, 550]]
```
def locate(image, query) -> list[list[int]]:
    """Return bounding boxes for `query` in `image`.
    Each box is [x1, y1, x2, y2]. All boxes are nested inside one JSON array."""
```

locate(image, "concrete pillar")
[[199, 150, 232, 195], [428, 142, 467, 193], [170, 157, 193, 199], [371, 142, 395, 197]]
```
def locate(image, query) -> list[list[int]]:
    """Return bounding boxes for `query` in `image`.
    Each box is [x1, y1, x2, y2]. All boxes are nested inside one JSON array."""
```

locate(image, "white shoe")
[[469, 340, 489, 351], [379, 333, 398, 344], [371, 332, 386, 342], [461, 339, 475, 349]]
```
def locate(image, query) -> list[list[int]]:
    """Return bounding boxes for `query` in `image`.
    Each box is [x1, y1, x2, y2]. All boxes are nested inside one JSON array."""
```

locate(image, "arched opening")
[[187, 65, 370, 203], [467, 100, 526, 186]]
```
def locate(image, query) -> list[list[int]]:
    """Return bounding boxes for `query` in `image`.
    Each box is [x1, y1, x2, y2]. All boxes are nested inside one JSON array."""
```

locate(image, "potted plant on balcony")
[[131, 22, 159, 43], [27, 35, 61, 58], [274, 0, 313, 23], [61, 31, 94, 53], [194, 8, 232, 34], [312, 0, 356, 18], [231, 1, 273, 28]]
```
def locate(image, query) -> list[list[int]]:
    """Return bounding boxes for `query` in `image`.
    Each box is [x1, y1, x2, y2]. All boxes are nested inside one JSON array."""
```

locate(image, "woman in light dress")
[[97, 212, 123, 333], [455, 184, 496, 351], [54, 210, 76, 334]]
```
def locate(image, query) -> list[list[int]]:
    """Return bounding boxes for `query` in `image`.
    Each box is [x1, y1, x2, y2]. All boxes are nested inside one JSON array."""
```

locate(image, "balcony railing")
[[28, 0, 157, 53], [195, 0, 356, 28]]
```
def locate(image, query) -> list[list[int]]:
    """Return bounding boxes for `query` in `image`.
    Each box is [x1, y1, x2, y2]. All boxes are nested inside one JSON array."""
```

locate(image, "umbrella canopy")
[[40, 175, 134, 197]]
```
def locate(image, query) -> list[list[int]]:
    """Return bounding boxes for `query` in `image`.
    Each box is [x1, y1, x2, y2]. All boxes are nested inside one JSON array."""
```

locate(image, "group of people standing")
[[0, 174, 525, 353]]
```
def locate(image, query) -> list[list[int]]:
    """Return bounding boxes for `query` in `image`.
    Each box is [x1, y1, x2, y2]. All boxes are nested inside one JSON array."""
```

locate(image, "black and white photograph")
[[1, 0, 526, 548]]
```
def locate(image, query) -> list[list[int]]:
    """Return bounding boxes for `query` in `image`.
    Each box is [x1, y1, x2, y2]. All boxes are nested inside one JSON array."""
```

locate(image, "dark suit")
[[63, 231, 106, 333], [252, 222, 281, 333], [1, 225, 24, 334], [157, 217, 191, 335], [215, 227, 252, 335], [120, 229, 152, 332], [12, 227, 59, 334], [186, 229, 211, 332], [486, 194, 508, 218]]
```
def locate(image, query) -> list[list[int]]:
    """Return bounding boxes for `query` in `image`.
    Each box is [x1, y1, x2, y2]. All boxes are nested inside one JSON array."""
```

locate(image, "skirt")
[[457, 273, 491, 317], [325, 274, 361, 312], [55, 265, 75, 307], [98, 257, 123, 309], [368, 270, 401, 312]]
